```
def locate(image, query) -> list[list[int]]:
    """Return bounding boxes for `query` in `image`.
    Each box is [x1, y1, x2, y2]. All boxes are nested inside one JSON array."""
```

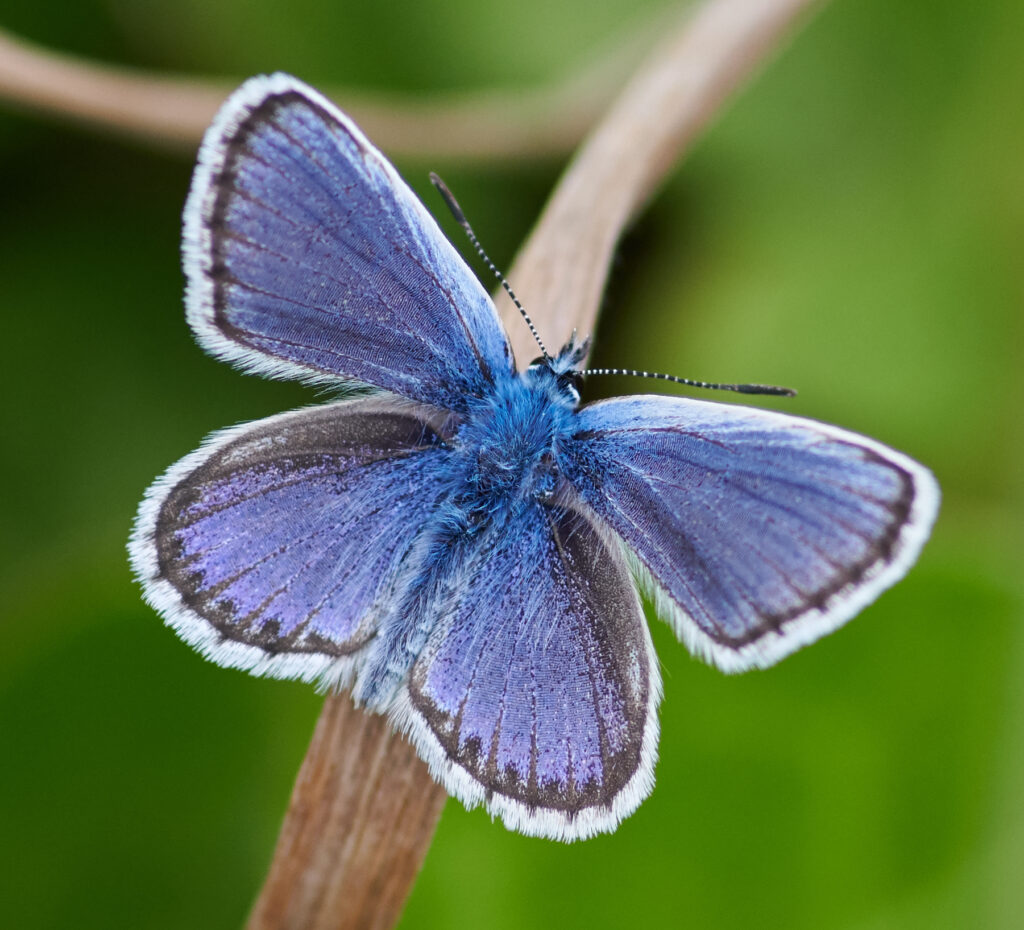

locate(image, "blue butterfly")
[[130, 73, 940, 841]]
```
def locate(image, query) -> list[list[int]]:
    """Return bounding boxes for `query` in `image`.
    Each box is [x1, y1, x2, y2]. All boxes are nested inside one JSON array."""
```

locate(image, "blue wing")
[[183, 73, 514, 411], [395, 497, 660, 841], [129, 397, 456, 690], [563, 396, 940, 672]]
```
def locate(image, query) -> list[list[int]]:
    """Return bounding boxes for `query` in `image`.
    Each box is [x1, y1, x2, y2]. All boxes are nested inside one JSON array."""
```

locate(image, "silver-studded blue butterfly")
[[129, 73, 940, 842]]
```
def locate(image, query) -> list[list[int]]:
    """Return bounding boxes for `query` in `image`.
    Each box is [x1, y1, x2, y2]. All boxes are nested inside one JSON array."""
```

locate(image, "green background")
[[2, 1, 1022, 927]]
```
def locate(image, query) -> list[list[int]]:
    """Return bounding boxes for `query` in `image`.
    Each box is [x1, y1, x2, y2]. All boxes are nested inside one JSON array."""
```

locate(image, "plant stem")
[[0, 19, 660, 160], [246, 697, 447, 930]]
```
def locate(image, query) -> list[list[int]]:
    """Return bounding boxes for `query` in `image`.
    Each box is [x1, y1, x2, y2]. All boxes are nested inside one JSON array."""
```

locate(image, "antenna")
[[583, 368, 797, 397], [430, 173, 549, 360]]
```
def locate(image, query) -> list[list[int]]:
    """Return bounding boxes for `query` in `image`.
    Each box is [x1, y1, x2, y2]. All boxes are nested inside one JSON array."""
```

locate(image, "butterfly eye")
[[558, 371, 583, 402], [528, 355, 547, 371]]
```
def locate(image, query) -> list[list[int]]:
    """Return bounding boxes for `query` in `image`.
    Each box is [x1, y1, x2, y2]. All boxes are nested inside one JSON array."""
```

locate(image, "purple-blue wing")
[[183, 73, 513, 412], [564, 396, 940, 673], [129, 397, 454, 690], [395, 498, 660, 841]]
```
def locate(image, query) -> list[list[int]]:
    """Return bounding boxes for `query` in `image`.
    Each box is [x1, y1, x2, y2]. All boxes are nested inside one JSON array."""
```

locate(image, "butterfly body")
[[130, 73, 939, 841], [356, 339, 589, 707]]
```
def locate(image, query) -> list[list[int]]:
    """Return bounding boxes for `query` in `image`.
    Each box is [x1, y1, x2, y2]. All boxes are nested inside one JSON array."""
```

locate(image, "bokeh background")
[[2, 1, 1022, 928]]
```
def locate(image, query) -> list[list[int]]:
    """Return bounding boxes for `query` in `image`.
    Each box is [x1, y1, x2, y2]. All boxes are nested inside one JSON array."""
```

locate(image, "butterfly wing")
[[184, 73, 514, 411], [563, 396, 940, 673], [130, 397, 456, 690], [394, 497, 660, 841]]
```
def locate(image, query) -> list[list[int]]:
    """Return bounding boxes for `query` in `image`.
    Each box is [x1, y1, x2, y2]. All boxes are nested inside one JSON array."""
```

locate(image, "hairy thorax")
[[454, 368, 577, 519]]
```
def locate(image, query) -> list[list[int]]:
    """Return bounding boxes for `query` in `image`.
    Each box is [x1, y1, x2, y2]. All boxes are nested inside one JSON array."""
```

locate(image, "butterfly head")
[[527, 335, 590, 406]]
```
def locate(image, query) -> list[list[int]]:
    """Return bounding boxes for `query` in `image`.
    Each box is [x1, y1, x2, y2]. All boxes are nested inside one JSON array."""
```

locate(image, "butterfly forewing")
[[397, 498, 660, 841], [564, 396, 939, 672], [184, 73, 513, 410], [130, 397, 456, 689]]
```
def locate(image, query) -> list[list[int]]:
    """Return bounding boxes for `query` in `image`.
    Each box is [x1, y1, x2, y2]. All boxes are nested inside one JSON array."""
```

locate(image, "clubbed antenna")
[[430, 172, 549, 360], [583, 368, 797, 397]]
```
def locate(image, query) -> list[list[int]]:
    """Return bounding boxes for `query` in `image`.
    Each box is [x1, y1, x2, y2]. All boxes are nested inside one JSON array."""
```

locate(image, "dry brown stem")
[[161, 1, 821, 927], [246, 697, 447, 930], [0, 20, 659, 160]]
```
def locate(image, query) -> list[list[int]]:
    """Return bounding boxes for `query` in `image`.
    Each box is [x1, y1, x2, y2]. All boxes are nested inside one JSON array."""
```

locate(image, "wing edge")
[[184, 73, 357, 388]]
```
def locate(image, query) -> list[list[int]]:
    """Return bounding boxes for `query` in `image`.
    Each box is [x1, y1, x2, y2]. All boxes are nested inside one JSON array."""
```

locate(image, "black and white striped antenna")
[[430, 173, 549, 360], [582, 368, 796, 397], [430, 175, 794, 397]]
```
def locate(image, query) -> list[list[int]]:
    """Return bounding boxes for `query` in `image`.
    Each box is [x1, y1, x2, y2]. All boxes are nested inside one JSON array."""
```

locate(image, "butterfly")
[[130, 73, 940, 842]]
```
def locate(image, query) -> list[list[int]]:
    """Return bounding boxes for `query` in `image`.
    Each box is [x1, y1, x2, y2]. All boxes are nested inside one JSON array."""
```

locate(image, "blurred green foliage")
[[1, 1, 1022, 928]]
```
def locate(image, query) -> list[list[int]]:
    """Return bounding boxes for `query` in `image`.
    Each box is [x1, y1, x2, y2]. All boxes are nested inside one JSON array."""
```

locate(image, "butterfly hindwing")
[[184, 73, 514, 411], [130, 396, 456, 690], [395, 496, 661, 841], [564, 396, 940, 672]]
